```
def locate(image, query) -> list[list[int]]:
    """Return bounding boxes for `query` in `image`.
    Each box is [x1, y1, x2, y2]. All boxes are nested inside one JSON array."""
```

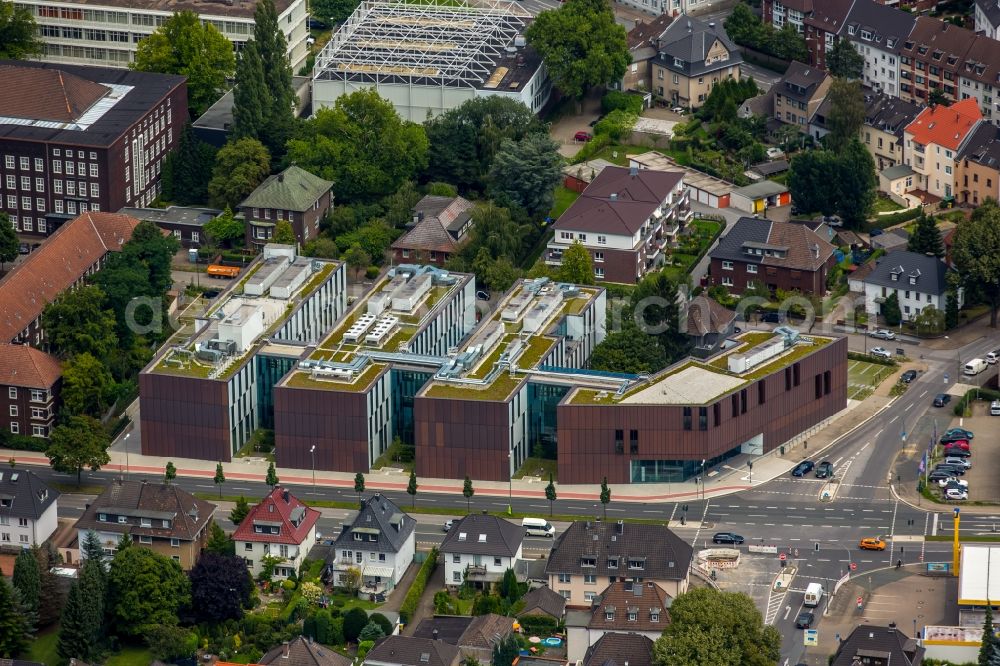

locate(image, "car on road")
[[870, 347, 891, 359], [942, 447, 972, 458], [992, 400, 1000, 416], [869, 329, 896, 340], [712, 532, 745, 545], [792, 460, 815, 477], [943, 457, 972, 469], [574, 131, 593, 142], [943, 428, 974, 441], [900, 369, 918, 383], [933, 393, 952, 407], [945, 488, 969, 501], [937, 477, 969, 489], [988, 351, 1000, 365], [815, 461, 834, 479], [795, 611, 815, 629], [443, 519, 454, 532], [859, 537, 886, 551]]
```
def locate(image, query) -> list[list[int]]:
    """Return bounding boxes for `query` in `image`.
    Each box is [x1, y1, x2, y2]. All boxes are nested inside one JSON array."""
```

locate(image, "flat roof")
[[629, 151, 732, 197], [18, 0, 300, 19], [731, 180, 789, 199], [959, 545, 1000, 604], [620, 365, 744, 404]]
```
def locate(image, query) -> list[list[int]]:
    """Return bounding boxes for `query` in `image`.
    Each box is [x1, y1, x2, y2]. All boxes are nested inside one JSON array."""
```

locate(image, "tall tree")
[[265, 461, 279, 487], [835, 139, 877, 228], [980, 604, 996, 666], [930, 89, 950, 107], [487, 134, 564, 217], [203, 206, 245, 246], [632, 272, 690, 363], [526, 0, 629, 110], [214, 462, 226, 497], [788, 149, 840, 215], [286, 90, 429, 203], [60, 352, 116, 418], [827, 39, 864, 79], [589, 322, 668, 374], [545, 474, 557, 517], [272, 220, 296, 245], [230, 495, 251, 525], [161, 123, 216, 205], [57, 577, 102, 662], [0, 574, 31, 657], [164, 461, 177, 484], [826, 78, 865, 152], [131, 10, 235, 116], [771, 23, 807, 62], [208, 137, 271, 210], [107, 548, 191, 636], [946, 289, 960, 330], [46, 415, 111, 486], [12, 549, 40, 619], [0, 212, 17, 270], [253, 0, 295, 158], [205, 522, 235, 556], [0, 0, 42, 59], [464, 203, 526, 263], [81, 530, 106, 568], [354, 472, 366, 507], [121, 221, 180, 297], [953, 199, 1000, 327], [310, 0, 360, 26], [407, 470, 418, 508], [882, 291, 902, 327], [231, 40, 269, 142], [189, 553, 253, 623], [41, 285, 117, 360], [559, 242, 595, 285], [492, 633, 521, 666], [462, 475, 475, 513], [653, 588, 780, 666], [599, 477, 610, 519], [908, 212, 945, 257], [343, 244, 372, 282]]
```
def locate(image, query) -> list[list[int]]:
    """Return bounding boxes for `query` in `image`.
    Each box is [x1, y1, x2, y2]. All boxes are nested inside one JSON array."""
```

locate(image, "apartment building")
[[903, 98, 982, 199], [772, 61, 831, 132], [0, 62, 186, 232], [802, 0, 853, 70], [763, 0, 813, 33], [649, 16, 742, 109], [843, 0, 915, 98], [975, 0, 1000, 40], [0, 344, 61, 439], [0, 469, 59, 546], [812, 90, 923, 170], [619, 14, 673, 93], [957, 123, 1000, 206], [546, 166, 688, 284], [232, 486, 320, 579], [19, 0, 308, 71]]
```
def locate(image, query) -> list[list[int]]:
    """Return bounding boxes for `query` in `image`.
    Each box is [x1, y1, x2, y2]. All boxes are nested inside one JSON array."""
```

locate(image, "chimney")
[[629, 165, 638, 177], [282, 641, 290, 658], [283, 490, 290, 503], [616, 520, 624, 534], [278, 173, 284, 182]]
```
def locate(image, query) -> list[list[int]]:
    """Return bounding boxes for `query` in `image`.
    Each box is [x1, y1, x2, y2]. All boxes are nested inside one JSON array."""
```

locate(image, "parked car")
[[712, 532, 745, 545], [792, 460, 816, 477], [815, 461, 834, 479], [933, 464, 966, 476], [941, 447, 972, 459], [945, 488, 969, 501], [17, 242, 29, 255], [795, 611, 815, 629], [928, 471, 953, 482], [671, 106, 686, 114], [937, 477, 969, 489], [900, 370, 918, 383], [933, 393, 952, 407], [766, 147, 785, 160], [574, 131, 593, 142], [946, 439, 971, 451], [870, 347, 891, 359], [869, 329, 896, 340], [942, 428, 974, 441], [992, 400, 1000, 416], [859, 537, 886, 551], [823, 215, 843, 227], [943, 457, 972, 469]]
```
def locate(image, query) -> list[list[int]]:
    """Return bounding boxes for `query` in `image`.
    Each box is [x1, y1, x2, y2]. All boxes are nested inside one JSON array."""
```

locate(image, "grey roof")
[[776, 61, 828, 104], [731, 180, 788, 199], [365, 636, 461, 666], [816, 88, 923, 137], [977, 0, 1000, 29], [331, 493, 415, 555], [239, 165, 333, 212], [583, 633, 655, 666], [709, 217, 835, 272], [439, 513, 524, 557], [519, 586, 567, 618], [655, 16, 743, 77], [750, 160, 789, 177], [843, 0, 916, 52], [0, 469, 59, 522], [739, 92, 773, 118], [544, 520, 692, 581], [413, 614, 514, 649], [881, 164, 916, 180], [260, 636, 353, 666], [119, 206, 222, 229], [862, 250, 949, 295], [959, 122, 1000, 168], [73, 479, 215, 542], [871, 231, 909, 252], [831, 625, 924, 666]]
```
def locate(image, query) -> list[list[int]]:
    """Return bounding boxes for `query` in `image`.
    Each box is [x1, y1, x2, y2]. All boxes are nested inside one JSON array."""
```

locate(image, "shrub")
[[517, 614, 559, 634], [847, 351, 897, 367], [868, 207, 922, 229], [601, 90, 644, 116], [281, 579, 296, 591], [343, 605, 370, 643], [953, 387, 1000, 416], [365, 266, 380, 279], [369, 612, 394, 636], [399, 548, 438, 623]]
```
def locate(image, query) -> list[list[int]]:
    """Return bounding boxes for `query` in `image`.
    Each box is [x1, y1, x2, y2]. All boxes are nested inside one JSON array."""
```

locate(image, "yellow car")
[[859, 537, 886, 551]]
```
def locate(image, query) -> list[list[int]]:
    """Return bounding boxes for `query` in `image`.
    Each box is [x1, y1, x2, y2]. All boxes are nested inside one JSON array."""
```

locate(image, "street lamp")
[[507, 451, 513, 516], [700, 459, 706, 499], [309, 445, 316, 488], [122, 432, 131, 480], [747, 460, 753, 485]]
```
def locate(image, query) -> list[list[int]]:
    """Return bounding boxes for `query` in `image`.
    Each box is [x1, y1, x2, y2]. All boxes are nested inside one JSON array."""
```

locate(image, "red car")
[[574, 131, 593, 142], [947, 440, 971, 451]]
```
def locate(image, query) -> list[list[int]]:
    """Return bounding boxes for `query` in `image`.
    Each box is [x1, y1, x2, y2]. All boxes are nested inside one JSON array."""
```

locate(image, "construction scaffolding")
[[313, 0, 533, 89]]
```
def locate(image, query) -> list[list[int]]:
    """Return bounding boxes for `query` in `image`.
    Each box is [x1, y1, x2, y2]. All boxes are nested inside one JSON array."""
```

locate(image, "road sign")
[[804, 629, 818, 646], [779, 552, 786, 561], [850, 562, 857, 571], [857, 596, 863, 604]]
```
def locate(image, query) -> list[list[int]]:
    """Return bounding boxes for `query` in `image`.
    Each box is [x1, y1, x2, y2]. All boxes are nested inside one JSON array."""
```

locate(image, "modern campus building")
[[311, 0, 552, 122], [19, 0, 309, 70], [139, 247, 847, 484]]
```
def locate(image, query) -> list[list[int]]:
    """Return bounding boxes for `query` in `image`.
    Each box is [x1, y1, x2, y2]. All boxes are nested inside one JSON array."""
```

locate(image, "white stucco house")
[[0, 469, 59, 547], [851, 250, 962, 323], [233, 486, 320, 579], [440, 513, 524, 588], [330, 493, 416, 596]]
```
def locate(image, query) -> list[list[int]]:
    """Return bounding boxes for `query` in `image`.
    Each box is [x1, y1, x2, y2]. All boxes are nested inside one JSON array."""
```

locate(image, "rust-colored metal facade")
[[138, 372, 232, 462], [554, 337, 848, 484]]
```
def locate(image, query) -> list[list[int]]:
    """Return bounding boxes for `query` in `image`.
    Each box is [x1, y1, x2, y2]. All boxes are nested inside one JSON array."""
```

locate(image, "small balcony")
[[545, 245, 564, 266]]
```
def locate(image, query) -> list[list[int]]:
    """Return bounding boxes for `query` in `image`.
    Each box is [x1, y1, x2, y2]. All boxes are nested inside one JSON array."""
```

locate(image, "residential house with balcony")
[[957, 123, 1000, 206], [763, 0, 813, 33], [0, 468, 59, 547], [903, 98, 982, 200], [240, 165, 333, 251], [811, 89, 923, 169], [898, 17, 968, 107], [802, 0, 853, 70], [391, 195, 474, 266], [975, 0, 1000, 39], [566, 580, 673, 662], [619, 15, 673, 93], [853, 250, 960, 323], [441, 513, 524, 588], [842, 0, 915, 99], [708, 217, 836, 296], [0, 344, 61, 439], [545, 520, 692, 608], [232, 486, 321, 580], [329, 493, 415, 596], [956, 35, 1000, 127], [74, 479, 215, 569], [649, 17, 742, 108], [773, 61, 831, 132], [546, 166, 687, 284]]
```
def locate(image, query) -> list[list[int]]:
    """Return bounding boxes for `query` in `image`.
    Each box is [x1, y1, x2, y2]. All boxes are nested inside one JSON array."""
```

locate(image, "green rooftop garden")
[[424, 337, 556, 401], [284, 362, 387, 392], [466, 334, 518, 380]]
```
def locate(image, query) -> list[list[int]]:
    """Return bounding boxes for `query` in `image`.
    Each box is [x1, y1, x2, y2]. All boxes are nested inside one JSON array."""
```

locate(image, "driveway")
[[549, 89, 602, 159]]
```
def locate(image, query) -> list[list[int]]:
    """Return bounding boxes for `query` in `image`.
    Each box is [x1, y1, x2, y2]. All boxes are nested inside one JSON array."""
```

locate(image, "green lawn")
[[106, 647, 154, 666], [513, 457, 557, 481], [847, 359, 893, 401], [26, 627, 59, 665], [549, 186, 580, 219], [873, 196, 904, 214]]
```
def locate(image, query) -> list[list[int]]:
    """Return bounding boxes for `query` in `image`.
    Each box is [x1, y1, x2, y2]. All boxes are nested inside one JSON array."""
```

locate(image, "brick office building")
[[0, 61, 186, 237], [0, 344, 62, 439]]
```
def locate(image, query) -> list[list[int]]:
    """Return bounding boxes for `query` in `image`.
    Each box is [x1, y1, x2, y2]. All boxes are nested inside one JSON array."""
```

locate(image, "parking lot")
[[929, 401, 1000, 502]]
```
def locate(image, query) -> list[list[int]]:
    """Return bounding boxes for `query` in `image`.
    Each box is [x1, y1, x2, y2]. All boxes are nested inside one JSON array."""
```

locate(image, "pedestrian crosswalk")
[[764, 585, 789, 625]]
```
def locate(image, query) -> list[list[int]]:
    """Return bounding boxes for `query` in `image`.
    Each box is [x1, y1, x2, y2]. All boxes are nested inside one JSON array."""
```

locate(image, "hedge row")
[[0, 430, 48, 452], [399, 548, 438, 624], [953, 387, 1000, 417], [847, 351, 898, 367], [869, 206, 921, 230], [517, 614, 559, 634]]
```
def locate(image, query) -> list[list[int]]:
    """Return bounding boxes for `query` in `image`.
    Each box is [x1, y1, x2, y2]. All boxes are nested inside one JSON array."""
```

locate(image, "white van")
[[522, 517, 556, 538], [803, 582, 824, 608], [965, 358, 988, 376]]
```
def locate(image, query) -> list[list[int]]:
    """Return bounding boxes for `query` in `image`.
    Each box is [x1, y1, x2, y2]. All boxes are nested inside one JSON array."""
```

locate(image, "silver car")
[[869, 329, 896, 340]]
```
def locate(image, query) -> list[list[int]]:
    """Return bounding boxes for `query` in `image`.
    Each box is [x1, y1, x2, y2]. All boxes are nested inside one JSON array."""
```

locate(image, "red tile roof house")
[[391, 195, 474, 267], [903, 98, 983, 201], [546, 166, 688, 284], [232, 486, 321, 579], [0, 343, 61, 439]]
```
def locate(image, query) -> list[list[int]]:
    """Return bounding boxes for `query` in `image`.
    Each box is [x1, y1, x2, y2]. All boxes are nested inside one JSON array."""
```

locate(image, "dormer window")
[[848, 25, 855, 35], [140, 518, 151, 527], [478, 534, 487, 543], [162, 520, 170, 528], [887, 38, 896, 48], [628, 558, 646, 570], [891, 272, 899, 281], [368, 534, 378, 542], [605, 608, 615, 621], [581, 556, 597, 568], [608, 557, 619, 569], [354, 532, 362, 541], [909, 276, 917, 285], [458, 532, 467, 541], [98, 513, 107, 522], [628, 609, 638, 622], [673, 57, 682, 67], [256, 525, 264, 533], [651, 610, 660, 622], [861, 30, 871, 40], [118, 516, 127, 524]]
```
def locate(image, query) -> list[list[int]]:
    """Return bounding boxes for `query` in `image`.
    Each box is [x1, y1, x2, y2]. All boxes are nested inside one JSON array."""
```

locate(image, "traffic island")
[[819, 478, 841, 502]]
